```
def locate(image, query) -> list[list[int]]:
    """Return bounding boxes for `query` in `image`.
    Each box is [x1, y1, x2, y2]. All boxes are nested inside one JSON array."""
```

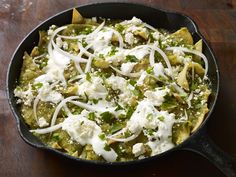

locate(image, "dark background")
[[0, 0, 236, 177]]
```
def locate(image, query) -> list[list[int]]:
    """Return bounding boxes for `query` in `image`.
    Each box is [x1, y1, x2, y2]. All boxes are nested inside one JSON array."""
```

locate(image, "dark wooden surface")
[[1, 0, 236, 177]]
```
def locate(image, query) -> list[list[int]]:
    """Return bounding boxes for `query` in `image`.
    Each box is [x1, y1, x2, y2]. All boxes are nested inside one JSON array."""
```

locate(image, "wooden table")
[[1, 0, 236, 176]]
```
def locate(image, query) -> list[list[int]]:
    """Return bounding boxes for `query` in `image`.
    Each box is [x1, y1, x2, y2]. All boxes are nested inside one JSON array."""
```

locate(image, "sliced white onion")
[[149, 43, 158, 66], [57, 34, 86, 40], [166, 46, 208, 78], [50, 96, 80, 126], [171, 83, 187, 96], [33, 81, 60, 124], [143, 22, 158, 32], [68, 74, 85, 83], [77, 42, 95, 58], [89, 21, 105, 37], [104, 27, 124, 49], [30, 123, 62, 134], [69, 100, 115, 113], [150, 45, 173, 77], [51, 39, 88, 63], [33, 53, 46, 61], [63, 105, 72, 116], [127, 44, 173, 78], [127, 44, 150, 54], [110, 65, 141, 78], [108, 128, 126, 138], [57, 22, 104, 40], [107, 132, 140, 142], [74, 62, 84, 74], [85, 56, 93, 73], [186, 92, 193, 108]]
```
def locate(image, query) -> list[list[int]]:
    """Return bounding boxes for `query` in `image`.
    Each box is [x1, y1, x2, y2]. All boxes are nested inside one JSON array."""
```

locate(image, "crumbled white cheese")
[[130, 16, 143, 25], [173, 48, 185, 56], [98, 46, 112, 56], [37, 82, 63, 104], [126, 99, 176, 153], [121, 16, 143, 26], [152, 31, 161, 40], [14, 84, 34, 106], [62, 42, 68, 50], [56, 37, 63, 48], [91, 17, 97, 22], [77, 76, 108, 99], [105, 48, 126, 64], [125, 32, 135, 45], [136, 71, 147, 86], [47, 25, 56, 36], [144, 87, 169, 106], [132, 143, 145, 157], [88, 30, 113, 53], [129, 47, 149, 60], [153, 62, 166, 78], [38, 117, 49, 127], [106, 75, 127, 92], [120, 62, 136, 74], [62, 115, 118, 162]]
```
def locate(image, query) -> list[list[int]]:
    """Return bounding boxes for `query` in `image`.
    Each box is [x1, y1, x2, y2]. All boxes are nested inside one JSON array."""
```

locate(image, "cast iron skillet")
[[6, 2, 236, 177]]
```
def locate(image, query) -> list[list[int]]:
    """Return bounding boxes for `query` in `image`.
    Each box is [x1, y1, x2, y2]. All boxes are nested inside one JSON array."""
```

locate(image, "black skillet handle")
[[182, 128, 236, 177]]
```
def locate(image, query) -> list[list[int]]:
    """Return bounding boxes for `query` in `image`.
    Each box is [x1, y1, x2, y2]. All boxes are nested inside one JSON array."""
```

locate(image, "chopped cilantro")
[[32, 82, 43, 90], [118, 114, 126, 119], [110, 123, 123, 134], [124, 130, 132, 138], [126, 106, 134, 119], [132, 87, 142, 97], [98, 54, 104, 58], [73, 107, 83, 114], [92, 99, 99, 104], [158, 116, 165, 121], [125, 55, 138, 62], [115, 104, 123, 111], [82, 39, 88, 47], [99, 133, 106, 140], [146, 67, 154, 74], [104, 144, 111, 151], [39, 61, 48, 69], [115, 24, 125, 33], [100, 111, 114, 123], [52, 133, 60, 141], [147, 129, 155, 136], [108, 46, 118, 56], [161, 95, 178, 110], [81, 27, 93, 35], [146, 113, 153, 120], [86, 73, 92, 82], [88, 112, 95, 121], [80, 121, 84, 125], [129, 79, 136, 86]]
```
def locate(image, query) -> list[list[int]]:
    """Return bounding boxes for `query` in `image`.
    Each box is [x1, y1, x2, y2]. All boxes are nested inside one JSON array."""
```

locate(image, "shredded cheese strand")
[[110, 65, 141, 78]]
